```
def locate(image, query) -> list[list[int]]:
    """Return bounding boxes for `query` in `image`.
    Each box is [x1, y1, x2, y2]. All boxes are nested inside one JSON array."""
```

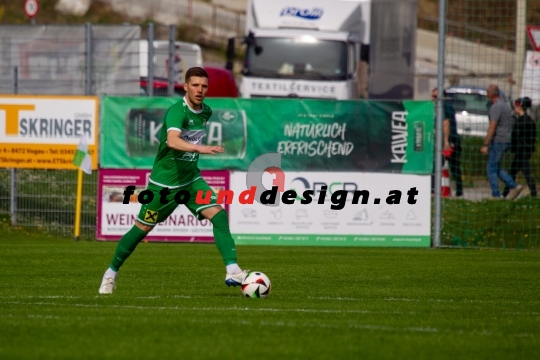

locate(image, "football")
[[241, 271, 271, 298]]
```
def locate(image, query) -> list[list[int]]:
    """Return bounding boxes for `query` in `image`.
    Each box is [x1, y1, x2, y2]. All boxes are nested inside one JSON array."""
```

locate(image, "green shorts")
[[137, 177, 219, 226]]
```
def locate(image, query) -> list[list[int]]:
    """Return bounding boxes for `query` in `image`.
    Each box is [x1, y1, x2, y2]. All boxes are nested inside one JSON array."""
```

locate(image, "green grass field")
[[1, 223, 540, 360]]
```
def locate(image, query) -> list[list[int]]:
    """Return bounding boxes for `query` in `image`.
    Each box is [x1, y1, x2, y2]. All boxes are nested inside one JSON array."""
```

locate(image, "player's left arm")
[[480, 121, 497, 154], [166, 107, 223, 154], [480, 105, 499, 154], [166, 130, 223, 155]]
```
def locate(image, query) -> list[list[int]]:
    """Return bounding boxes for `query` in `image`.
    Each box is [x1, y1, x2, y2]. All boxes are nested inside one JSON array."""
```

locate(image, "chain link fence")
[[426, 0, 540, 249], [416, 1, 540, 105], [107, 0, 245, 47], [0, 24, 141, 96], [0, 169, 97, 239], [0, 23, 192, 240]]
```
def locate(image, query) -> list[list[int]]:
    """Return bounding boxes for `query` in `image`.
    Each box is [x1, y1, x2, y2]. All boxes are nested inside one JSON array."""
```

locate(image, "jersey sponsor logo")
[[181, 134, 205, 143], [144, 209, 158, 223], [180, 129, 205, 144], [176, 152, 198, 162]]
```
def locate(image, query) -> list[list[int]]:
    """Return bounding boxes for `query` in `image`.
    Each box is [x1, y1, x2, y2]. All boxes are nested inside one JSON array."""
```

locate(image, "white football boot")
[[98, 277, 116, 294], [225, 269, 249, 287]]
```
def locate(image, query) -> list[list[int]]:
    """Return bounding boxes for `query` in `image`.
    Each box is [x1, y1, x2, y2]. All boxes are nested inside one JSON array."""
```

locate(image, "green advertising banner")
[[233, 234, 430, 247], [100, 97, 434, 173]]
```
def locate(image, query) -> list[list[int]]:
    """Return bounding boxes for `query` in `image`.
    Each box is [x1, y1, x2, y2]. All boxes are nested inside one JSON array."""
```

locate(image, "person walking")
[[480, 85, 524, 200], [502, 97, 537, 198]]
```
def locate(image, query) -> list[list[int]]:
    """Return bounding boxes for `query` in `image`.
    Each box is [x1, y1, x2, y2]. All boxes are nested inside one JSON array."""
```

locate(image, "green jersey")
[[148, 97, 212, 188]]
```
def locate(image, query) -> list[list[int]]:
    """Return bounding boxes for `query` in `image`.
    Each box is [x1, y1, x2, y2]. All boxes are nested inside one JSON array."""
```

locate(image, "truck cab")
[[242, 29, 360, 99], [230, 0, 417, 101], [236, 0, 371, 100]]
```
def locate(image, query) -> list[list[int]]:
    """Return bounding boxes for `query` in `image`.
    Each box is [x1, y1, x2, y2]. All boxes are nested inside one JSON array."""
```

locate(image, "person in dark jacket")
[[432, 88, 463, 197], [503, 97, 537, 198]]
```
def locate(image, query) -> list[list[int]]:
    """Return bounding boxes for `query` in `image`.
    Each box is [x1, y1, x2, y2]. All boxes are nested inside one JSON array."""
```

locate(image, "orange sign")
[[0, 95, 99, 170]]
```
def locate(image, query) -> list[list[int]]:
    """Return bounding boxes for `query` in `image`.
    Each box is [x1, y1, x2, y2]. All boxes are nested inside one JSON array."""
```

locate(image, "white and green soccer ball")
[[241, 271, 271, 298]]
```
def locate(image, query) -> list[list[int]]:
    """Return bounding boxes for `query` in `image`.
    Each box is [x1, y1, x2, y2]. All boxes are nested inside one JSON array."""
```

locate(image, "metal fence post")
[[85, 23, 92, 95], [168, 25, 176, 97], [10, 67, 18, 226], [10, 168, 17, 225], [513, 0, 527, 99], [236, 12, 241, 37], [433, 0, 447, 248], [212, 5, 217, 38], [147, 23, 154, 97], [13, 66, 18, 95], [188, 0, 193, 25]]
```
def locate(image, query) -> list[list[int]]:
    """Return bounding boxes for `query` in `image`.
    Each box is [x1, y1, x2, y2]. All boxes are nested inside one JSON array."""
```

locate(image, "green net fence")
[[418, 0, 540, 248]]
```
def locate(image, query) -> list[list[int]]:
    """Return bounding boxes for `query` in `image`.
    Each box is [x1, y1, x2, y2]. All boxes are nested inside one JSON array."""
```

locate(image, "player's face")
[[184, 76, 209, 109]]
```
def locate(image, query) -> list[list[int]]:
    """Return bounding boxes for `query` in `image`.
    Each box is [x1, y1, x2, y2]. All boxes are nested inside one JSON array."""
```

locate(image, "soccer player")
[[98, 67, 248, 294]]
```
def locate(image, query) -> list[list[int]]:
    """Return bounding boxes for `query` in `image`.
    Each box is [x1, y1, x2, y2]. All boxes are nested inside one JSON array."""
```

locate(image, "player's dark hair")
[[185, 67, 209, 84]]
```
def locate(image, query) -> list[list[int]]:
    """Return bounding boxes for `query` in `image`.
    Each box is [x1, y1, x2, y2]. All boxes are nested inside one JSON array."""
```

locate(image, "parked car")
[[444, 86, 512, 137], [140, 67, 238, 98], [204, 67, 239, 98]]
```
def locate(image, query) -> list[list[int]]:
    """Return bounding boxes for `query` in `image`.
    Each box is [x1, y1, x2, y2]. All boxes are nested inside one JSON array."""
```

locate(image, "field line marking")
[[0, 310, 441, 334], [0, 301, 374, 314], [2, 307, 538, 337], [0, 295, 80, 299]]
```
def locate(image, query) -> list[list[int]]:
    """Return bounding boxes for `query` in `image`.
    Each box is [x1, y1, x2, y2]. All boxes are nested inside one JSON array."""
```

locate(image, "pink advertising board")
[[97, 169, 230, 242]]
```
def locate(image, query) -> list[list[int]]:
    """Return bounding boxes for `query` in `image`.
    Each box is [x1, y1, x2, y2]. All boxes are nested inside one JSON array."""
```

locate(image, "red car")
[[140, 67, 238, 98]]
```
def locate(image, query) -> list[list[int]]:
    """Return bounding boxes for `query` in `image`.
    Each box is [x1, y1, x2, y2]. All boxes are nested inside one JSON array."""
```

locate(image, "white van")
[[139, 40, 203, 94], [445, 86, 512, 137]]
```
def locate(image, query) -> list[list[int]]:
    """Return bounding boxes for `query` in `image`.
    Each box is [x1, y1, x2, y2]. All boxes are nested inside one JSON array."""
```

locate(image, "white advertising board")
[[229, 171, 431, 247]]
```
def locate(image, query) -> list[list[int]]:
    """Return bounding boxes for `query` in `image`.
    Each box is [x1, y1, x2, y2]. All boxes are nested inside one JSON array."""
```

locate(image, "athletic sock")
[[226, 264, 242, 274], [109, 225, 148, 271], [104, 267, 118, 279], [210, 210, 238, 266]]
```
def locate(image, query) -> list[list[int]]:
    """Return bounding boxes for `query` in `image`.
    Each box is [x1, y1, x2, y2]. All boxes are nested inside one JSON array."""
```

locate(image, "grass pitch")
[[1, 225, 539, 359]]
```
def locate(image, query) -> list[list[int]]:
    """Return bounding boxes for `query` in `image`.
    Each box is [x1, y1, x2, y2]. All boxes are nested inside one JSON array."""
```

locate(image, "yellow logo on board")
[[0, 104, 35, 135]]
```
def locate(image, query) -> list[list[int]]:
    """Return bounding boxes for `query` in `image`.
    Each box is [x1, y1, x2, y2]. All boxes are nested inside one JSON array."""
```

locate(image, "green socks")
[[108, 210, 236, 271], [110, 225, 148, 271], [210, 210, 238, 266]]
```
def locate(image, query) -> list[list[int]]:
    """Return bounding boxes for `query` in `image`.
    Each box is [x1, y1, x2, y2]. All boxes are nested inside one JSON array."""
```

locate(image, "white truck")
[[139, 40, 203, 87], [229, 0, 417, 100]]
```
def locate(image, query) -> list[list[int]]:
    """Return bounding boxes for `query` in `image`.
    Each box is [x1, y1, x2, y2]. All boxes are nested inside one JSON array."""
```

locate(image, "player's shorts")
[[137, 177, 219, 226]]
